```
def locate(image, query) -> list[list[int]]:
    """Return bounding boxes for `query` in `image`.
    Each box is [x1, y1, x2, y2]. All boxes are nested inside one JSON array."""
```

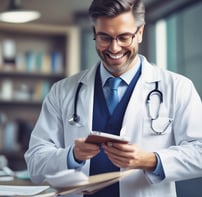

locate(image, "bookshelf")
[[0, 23, 80, 169]]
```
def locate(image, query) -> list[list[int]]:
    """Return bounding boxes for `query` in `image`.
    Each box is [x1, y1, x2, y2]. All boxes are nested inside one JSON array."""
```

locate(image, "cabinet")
[[0, 23, 80, 169]]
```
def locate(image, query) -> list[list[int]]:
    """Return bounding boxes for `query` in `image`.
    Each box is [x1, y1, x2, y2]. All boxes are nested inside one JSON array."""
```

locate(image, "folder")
[[49, 169, 135, 196]]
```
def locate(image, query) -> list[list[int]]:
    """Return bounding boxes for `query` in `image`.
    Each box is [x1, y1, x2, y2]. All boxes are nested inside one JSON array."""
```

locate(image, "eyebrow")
[[96, 32, 135, 37]]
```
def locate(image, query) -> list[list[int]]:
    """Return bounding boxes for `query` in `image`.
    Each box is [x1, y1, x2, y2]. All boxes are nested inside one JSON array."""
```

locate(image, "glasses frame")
[[94, 26, 141, 47]]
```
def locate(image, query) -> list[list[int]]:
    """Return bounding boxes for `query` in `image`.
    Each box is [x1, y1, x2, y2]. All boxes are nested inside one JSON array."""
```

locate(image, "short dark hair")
[[88, 0, 145, 26]]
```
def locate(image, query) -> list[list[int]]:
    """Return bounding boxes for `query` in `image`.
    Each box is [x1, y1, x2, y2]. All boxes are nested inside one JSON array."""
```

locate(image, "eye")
[[118, 35, 131, 42], [99, 35, 111, 42]]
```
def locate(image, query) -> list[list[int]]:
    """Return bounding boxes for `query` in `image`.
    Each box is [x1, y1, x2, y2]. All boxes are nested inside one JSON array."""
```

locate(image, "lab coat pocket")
[[143, 117, 173, 136]]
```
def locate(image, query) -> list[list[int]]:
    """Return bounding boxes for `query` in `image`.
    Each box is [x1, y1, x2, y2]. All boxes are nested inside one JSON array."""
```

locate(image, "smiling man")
[[25, 1, 202, 197], [93, 11, 144, 76]]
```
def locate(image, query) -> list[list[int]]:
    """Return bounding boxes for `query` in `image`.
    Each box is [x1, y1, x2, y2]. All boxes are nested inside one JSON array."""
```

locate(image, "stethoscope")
[[68, 82, 83, 127], [68, 79, 171, 134], [146, 81, 163, 119], [146, 81, 172, 135]]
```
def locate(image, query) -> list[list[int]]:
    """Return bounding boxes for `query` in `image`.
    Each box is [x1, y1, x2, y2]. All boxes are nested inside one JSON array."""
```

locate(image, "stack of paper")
[[44, 169, 88, 188], [0, 185, 51, 196]]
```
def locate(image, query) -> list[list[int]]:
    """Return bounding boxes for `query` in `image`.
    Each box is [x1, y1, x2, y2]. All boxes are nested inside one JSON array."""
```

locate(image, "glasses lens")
[[117, 34, 133, 47], [95, 32, 136, 47], [96, 35, 111, 47]]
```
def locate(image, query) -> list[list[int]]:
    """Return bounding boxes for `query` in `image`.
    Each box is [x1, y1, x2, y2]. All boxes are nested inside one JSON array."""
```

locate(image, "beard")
[[96, 46, 139, 76]]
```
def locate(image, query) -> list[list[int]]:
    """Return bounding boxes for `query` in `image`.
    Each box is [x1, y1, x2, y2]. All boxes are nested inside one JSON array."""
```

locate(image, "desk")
[[0, 178, 57, 197], [0, 177, 33, 186], [0, 169, 135, 196]]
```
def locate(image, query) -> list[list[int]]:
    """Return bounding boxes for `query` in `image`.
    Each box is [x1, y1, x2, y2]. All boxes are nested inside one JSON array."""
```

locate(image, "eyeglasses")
[[94, 27, 140, 47]]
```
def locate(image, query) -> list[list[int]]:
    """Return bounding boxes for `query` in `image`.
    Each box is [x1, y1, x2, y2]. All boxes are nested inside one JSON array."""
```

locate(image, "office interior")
[[0, 0, 201, 196]]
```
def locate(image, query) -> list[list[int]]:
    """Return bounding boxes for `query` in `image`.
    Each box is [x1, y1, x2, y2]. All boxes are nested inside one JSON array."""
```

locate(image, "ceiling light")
[[0, 0, 41, 23]]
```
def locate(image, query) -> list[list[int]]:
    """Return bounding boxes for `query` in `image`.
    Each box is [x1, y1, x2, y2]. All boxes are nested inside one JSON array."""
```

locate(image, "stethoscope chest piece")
[[68, 113, 83, 127], [68, 113, 80, 124]]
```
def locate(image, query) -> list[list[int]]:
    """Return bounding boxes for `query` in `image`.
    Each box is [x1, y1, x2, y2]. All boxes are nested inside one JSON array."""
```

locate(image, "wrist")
[[67, 145, 85, 169], [73, 147, 83, 163], [142, 152, 157, 171]]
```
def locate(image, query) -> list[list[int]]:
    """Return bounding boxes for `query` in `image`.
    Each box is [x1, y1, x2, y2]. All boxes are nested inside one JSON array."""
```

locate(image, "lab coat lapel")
[[78, 63, 99, 131], [121, 56, 161, 143]]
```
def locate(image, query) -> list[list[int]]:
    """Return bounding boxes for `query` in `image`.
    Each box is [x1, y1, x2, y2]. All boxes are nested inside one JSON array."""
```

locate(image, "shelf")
[[0, 100, 42, 106], [0, 22, 80, 76], [0, 23, 80, 164], [0, 69, 65, 80]]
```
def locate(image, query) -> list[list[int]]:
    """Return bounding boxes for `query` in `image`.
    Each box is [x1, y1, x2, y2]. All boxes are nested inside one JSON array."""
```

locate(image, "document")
[[45, 169, 88, 188], [0, 185, 50, 196], [55, 169, 135, 195]]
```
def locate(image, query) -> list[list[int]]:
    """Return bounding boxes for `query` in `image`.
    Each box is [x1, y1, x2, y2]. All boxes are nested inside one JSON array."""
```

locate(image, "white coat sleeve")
[[24, 83, 71, 184]]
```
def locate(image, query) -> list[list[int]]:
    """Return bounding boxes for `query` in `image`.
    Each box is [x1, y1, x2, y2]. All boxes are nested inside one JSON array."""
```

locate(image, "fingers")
[[103, 143, 134, 158], [73, 139, 155, 170], [107, 155, 132, 168], [102, 143, 138, 168], [74, 138, 100, 161]]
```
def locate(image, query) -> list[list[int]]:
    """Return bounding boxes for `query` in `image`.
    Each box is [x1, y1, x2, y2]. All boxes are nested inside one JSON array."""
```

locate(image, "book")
[[50, 51, 63, 74], [25, 51, 36, 72]]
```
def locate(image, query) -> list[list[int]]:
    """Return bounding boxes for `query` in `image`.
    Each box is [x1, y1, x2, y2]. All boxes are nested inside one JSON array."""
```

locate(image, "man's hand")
[[73, 138, 100, 162], [102, 143, 157, 171]]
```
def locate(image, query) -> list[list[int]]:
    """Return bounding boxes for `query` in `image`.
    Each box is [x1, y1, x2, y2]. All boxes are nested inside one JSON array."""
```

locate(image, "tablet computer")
[[85, 131, 129, 145]]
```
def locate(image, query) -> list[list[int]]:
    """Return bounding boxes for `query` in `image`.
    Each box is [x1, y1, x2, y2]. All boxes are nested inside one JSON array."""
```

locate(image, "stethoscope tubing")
[[146, 81, 163, 103], [69, 78, 165, 135]]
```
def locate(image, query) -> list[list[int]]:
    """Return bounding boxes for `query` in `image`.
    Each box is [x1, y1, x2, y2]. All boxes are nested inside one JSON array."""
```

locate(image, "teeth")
[[109, 54, 124, 59]]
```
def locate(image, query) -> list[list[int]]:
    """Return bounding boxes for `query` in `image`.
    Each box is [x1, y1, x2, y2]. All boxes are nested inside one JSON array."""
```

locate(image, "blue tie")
[[107, 77, 122, 114]]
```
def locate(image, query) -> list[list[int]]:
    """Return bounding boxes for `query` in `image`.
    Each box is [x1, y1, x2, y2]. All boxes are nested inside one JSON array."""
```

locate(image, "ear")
[[137, 25, 145, 43]]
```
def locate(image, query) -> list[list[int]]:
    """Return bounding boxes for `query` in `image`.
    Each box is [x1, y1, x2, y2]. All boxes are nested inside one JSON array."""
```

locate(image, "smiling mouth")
[[107, 52, 128, 60]]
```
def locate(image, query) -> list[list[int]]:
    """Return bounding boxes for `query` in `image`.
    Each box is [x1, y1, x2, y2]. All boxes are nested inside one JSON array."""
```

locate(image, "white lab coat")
[[25, 55, 202, 197]]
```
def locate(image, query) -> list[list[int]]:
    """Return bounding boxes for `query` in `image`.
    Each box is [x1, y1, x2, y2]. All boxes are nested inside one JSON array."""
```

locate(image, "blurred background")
[[0, 0, 201, 196]]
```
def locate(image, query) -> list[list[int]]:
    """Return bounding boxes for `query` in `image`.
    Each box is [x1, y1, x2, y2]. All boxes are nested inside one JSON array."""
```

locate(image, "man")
[[25, 0, 202, 197]]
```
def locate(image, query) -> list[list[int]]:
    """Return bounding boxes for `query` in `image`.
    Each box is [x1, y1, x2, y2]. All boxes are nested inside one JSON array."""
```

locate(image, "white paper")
[[0, 185, 50, 196], [45, 169, 88, 188], [0, 176, 14, 181]]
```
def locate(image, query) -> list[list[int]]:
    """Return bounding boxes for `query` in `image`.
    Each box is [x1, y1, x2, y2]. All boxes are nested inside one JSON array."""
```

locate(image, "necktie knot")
[[108, 77, 122, 90]]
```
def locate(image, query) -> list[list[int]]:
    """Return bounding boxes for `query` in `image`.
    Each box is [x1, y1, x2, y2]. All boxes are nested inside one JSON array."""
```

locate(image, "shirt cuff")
[[67, 145, 85, 169], [152, 152, 165, 180]]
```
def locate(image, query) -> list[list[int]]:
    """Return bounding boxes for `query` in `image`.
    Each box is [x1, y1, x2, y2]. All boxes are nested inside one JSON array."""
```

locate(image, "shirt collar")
[[100, 55, 141, 87]]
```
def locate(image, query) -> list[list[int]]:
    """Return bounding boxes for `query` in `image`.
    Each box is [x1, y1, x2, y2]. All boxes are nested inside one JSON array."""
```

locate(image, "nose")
[[108, 38, 122, 52]]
